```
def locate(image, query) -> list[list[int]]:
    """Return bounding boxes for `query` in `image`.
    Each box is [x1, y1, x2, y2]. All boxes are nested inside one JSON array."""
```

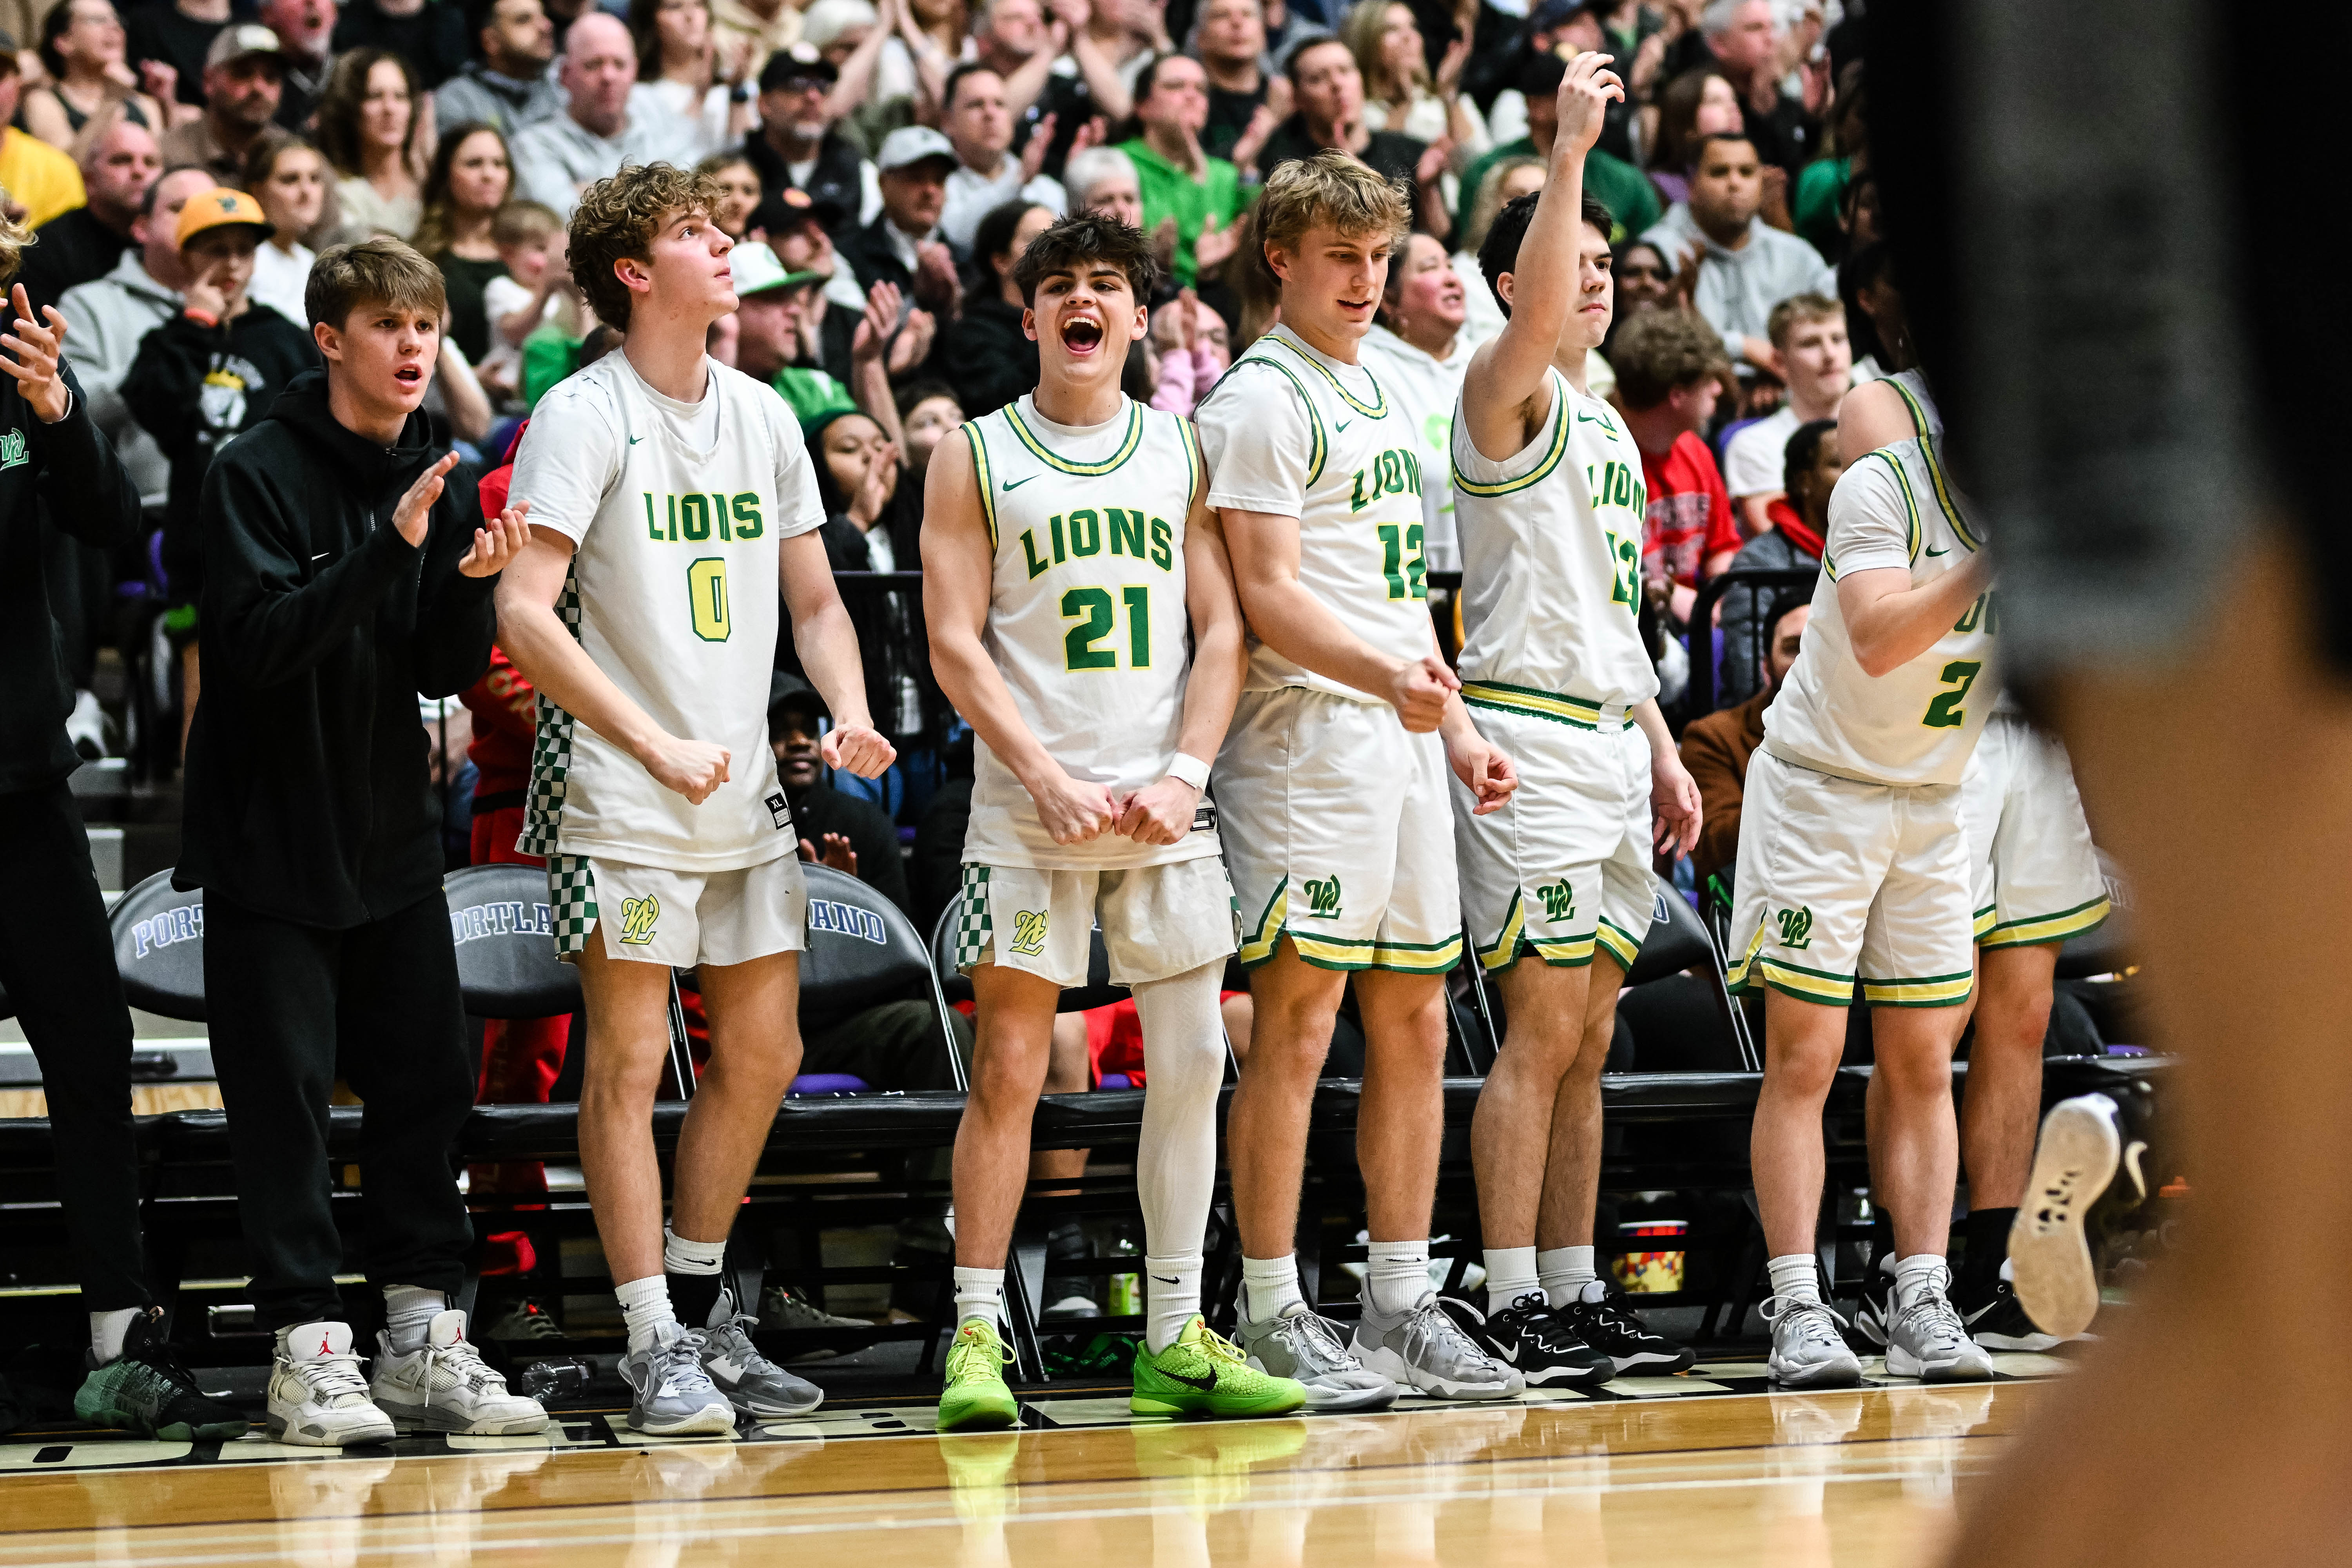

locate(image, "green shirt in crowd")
[[1117, 138, 1253, 289], [1455, 138, 1661, 245]]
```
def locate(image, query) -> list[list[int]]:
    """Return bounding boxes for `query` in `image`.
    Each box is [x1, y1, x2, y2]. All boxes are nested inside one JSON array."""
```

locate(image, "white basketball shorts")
[[950, 855, 1238, 990], [545, 849, 807, 967], [1959, 712, 2112, 950]]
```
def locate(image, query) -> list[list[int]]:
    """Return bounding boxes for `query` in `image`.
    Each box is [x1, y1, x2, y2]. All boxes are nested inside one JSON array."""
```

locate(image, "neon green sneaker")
[[938, 1317, 1020, 1432], [1132, 1316, 1309, 1418]]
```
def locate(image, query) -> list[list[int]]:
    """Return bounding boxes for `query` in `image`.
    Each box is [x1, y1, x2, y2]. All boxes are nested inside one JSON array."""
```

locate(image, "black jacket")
[[0, 363, 144, 793], [16, 207, 134, 319], [176, 369, 500, 928], [940, 295, 1037, 419], [777, 503, 947, 749], [125, 305, 320, 609], [835, 216, 916, 297], [790, 781, 910, 915], [743, 129, 867, 238]]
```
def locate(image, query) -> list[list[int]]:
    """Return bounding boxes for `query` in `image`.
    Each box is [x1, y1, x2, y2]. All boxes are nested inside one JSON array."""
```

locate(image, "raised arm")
[[1460, 51, 1622, 460]]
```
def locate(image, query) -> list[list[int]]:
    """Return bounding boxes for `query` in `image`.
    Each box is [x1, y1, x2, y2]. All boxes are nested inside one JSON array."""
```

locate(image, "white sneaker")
[[1883, 1271, 1997, 1383], [1761, 1296, 1862, 1389], [371, 1309, 550, 1435], [267, 1321, 396, 1447]]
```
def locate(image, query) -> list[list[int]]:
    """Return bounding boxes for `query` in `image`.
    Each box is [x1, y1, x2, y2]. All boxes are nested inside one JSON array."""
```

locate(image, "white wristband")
[[1165, 752, 1211, 791]]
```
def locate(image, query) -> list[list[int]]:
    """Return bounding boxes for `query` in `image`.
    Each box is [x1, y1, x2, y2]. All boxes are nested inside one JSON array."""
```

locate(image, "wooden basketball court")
[[0, 1362, 2047, 1566]]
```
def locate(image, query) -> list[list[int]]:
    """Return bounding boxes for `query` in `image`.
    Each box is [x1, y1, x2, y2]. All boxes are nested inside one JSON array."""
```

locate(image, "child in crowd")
[[481, 199, 575, 403]]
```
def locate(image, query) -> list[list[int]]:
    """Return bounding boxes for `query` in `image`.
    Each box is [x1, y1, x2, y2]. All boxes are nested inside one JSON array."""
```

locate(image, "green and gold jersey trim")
[[1263, 326, 1389, 418], [1981, 894, 2111, 951], [1473, 889, 1598, 971], [1919, 434, 1984, 553], [1891, 375, 1935, 439], [1877, 448, 1926, 567], [1176, 417, 1205, 512], [1726, 924, 1856, 1005], [1452, 372, 1571, 498], [1005, 400, 1146, 476], [1973, 902, 1998, 941], [1460, 680, 1634, 732], [1220, 354, 1327, 486], [1595, 916, 1643, 970], [1859, 970, 1977, 1008], [964, 423, 1000, 550], [1239, 877, 1462, 973]]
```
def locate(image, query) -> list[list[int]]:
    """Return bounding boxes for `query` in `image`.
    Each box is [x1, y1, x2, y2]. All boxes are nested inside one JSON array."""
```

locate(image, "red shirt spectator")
[[1641, 430, 1742, 591]]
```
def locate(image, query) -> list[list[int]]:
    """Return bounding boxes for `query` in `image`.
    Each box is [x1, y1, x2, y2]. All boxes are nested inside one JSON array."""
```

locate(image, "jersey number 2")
[[688, 558, 730, 642], [1922, 659, 1980, 729], [1063, 586, 1152, 671], [1376, 523, 1427, 602]]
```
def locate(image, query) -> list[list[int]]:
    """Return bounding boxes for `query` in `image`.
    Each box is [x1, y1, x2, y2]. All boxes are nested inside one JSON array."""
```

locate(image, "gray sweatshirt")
[[59, 249, 180, 505]]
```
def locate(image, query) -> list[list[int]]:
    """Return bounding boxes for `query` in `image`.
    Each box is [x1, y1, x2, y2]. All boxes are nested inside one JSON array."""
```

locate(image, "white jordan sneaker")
[[267, 1321, 396, 1447], [370, 1309, 550, 1435]]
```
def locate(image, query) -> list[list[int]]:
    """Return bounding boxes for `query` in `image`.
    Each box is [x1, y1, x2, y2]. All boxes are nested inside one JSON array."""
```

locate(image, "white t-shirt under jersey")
[[1195, 324, 1434, 702], [512, 350, 826, 870]]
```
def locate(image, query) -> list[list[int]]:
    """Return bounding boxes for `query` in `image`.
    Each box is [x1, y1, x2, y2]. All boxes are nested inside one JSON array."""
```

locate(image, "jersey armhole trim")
[[1175, 416, 1205, 512], [1891, 374, 1933, 438], [965, 422, 999, 551], [1453, 367, 1572, 497], [1240, 355, 1326, 488], [1873, 448, 1922, 566], [1919, 435, 1982, 553]]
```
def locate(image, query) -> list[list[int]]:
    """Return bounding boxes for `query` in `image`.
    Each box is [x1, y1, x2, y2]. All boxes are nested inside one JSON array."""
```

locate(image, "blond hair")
[[1248, 150, 1411, 301], [306, 236, 448, 332], [569, 163, 725, 332], [1765, 291, 1842, 350]]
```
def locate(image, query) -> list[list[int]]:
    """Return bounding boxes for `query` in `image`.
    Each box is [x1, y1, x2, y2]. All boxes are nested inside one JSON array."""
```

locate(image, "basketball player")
[[1197, 151, 1518, 1404], [1728, 424, 1999, 1387], [921, 213, 1306, 1430], [1445, 51, 1705, 1385], [497, 164, 895, 1436], [1841, 373, 2109, 1352]]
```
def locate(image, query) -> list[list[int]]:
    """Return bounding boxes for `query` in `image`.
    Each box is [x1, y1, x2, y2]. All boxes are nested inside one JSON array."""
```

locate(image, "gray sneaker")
[[1762, 1295, 1863, 1389], [1232, 1303, 1397, 1411], [698, 1289, 823, 1418], [1883, 1270, 1996, 1383], [1351, 1292, 1516, 1400], [619, 1321, 736, 1436]]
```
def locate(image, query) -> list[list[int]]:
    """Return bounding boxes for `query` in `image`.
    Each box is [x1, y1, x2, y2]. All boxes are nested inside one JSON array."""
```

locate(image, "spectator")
[[707, 0, 800, 87], [316, 48, 426, 238], [1456, 54, 1656, 245], [1610, 305, 1736, 621], [1144, 285, 1228, 415], [1114, 53, 1245, 289], [0, 45, 90, 230], [127, 186, 317, 636], [769, 673, 909, 912], [18, 110, 160, 317], [938, 63, 1066, 253], [1257, 38, 1445, 235], [1640, 131, 1832, 374], [764, 185, 866, 372], [696, 147, 762, 237], [729, 237, 857, 420], [509, 13, 674, 216], [1646, 65, 1739, 208], [413, 123, 514, 362], [1063, 143, 1141, 228], [239, 132, 329, 324], [479, 196, 570, 399], [434, 0, 563, 134], [1193, 0, 1271, 165], [1714, 414, 1832, 707], [1721, 290, 1844, 534], [836, 124, 960, 314], [800, 404, 938, 752], [330, 0, 471, 91], [1344, 0, 1485, 165], [1607, 233, 1670, 321], [122, 0, 231, 110], [740, 45, 870, 237], [1008, 0, 1152, 181], [1450, 149, 1536, 350], [894, 376, 962, 474], [257, 0, 336, 131], [159, 25, 284, 184], [1470, 0, 1618, 158], [1697, 0, 1812, 178], [1679, 591, 1806, 884], [22, 1, 167, 149], [628, 0, 752, 167], [1791, 58, 1860, 258], [938, 195, 1048, 417], [1360, 231, 1466, 568], [59, 164, 215, 507]]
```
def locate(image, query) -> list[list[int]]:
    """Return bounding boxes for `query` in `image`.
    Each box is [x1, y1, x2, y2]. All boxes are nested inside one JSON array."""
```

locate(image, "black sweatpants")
[[0, 781, 148, 1310], [205, 888, 475, 1329]]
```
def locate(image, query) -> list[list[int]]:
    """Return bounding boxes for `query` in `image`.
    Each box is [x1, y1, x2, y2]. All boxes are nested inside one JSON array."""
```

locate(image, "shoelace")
[[294, 1350, 373, 1404], [1404, 1299, 1496, 1368], [424, 1338, 508, 1396], [947, 1324, 1014, 1383], [1275, 1310, 1358, 1372], [1891, 1291, 1970, 1354], [1193, 1325, 1254, 1371], [1760, 1295, 1851, 1350], [1577, 1288, 1653, 1339], [708, 1316, 783, 1374]]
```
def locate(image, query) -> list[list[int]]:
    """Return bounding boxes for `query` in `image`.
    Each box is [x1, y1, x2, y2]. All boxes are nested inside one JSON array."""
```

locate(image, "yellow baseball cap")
[[176, 187, 272, 250]]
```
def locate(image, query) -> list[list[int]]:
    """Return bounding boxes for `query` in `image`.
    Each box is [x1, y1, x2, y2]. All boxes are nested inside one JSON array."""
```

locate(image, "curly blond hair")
[[0, 196, 31, 289], [569, 163, 726, 332], [1248, 150, 1411, 301]]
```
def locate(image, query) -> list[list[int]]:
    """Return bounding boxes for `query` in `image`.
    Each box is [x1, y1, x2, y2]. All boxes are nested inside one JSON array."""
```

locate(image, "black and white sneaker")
[[1553, 1280, 1696, 1375], [1955, 1263, 2063, 1353], [1853, 1255, 1894, 1347], [1442, 1292, 1611, 1387]]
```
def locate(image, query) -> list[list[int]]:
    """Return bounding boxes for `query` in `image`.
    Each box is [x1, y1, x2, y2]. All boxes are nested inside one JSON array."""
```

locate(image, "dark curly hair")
[[1010, 211, 1159, 306], [569, 162, 727, 331]]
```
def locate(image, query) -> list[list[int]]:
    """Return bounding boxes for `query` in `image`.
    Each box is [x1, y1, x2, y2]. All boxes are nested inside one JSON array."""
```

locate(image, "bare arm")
[[1460, 51, 1622, 460], [778, 528, 896, 777], [435, 333, 493, 444], [826, 0, 898, 120], [1632, 696, 1700, 854], [1115, 479, 1246, 843], [920, 433, 1119, 843], [1839, 553, 1992, 679], [1837, 376, 1919, 465], [1066, 15, 1134, 123]]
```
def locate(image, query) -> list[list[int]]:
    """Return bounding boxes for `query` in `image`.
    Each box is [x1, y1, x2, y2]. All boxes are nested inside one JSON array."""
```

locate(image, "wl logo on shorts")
[[1538, 879, 1575, 923], [1011, 909, 1050, 955], [1775, 906, 1814, 950], [1303, 876, 1344, 918], [618, 894, 662, 945]]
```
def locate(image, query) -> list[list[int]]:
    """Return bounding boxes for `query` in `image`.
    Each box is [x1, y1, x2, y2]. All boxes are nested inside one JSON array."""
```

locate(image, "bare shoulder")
[[1835, 378, 1911, 464]]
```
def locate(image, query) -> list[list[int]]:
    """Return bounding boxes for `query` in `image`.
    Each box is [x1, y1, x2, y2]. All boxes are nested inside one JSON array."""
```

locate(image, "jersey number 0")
[[688, 558, 731, 642]]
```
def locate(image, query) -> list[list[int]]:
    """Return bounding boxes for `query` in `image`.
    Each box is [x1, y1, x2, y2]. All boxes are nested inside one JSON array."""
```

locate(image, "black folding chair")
[[109, 871, 209, 1021]]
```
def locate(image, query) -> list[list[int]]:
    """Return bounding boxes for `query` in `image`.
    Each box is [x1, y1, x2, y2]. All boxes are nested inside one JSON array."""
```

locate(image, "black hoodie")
[[176, 368, 499, 929]]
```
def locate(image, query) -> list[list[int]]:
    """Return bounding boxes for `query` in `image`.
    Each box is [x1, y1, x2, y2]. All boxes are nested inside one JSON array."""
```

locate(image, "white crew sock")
[[952, 1266, 1006, 1329], [90, 1307, 140, 1365], [1483, 1246, 1540, 1314], [1241, 1254, 1303, 1323], [662, 1227, 728, 1277], [1365, 1238, 1432, 1318], [1144, 1250, 1204, 1354], [1538, 1245, 1597, 1308], [1766, 1254, 1821, 1305], [1892, 1252, 1948, 1312], [382, 1285, 445, 1354], [617, 1274, 677, 1353]]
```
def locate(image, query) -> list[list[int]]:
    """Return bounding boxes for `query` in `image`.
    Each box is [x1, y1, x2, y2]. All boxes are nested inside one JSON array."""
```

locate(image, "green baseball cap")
[[731, 241, 824, 299]]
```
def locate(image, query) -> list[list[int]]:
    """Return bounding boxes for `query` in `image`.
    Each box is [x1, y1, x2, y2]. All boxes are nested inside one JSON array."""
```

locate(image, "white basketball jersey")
[[513, 352, 825, 870], [1888, 369, 1942, 440], [958, 394, 1219, 870], [1452, 368, 1658, 728], [1764, 434, 1998, 787], [1196, 325, 1434, 702]]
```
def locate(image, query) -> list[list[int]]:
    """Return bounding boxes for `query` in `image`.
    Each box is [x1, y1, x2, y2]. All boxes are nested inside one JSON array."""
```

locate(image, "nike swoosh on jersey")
[[1335, 420, 1352, 433], [1002, 475, 1035, 490], [629, 435, 644, 445], [1926, 545, 1949, 556]]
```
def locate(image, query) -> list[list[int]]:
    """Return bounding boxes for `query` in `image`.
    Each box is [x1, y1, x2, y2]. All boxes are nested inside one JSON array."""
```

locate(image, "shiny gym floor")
[[0, 1357, 2057, 1566]]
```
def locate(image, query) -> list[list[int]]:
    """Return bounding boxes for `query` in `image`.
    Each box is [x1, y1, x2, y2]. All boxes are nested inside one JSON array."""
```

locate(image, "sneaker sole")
[[1768, 1357, 1863, 1390], [1293, 1379, 1398, 1412], [1885, 1348, 1996, 1383], [1356, 1346, 1516, 1401], [721, 1388, 824, 1419], [939, 1401, 1019, 1433], [2010, 1097, 2121, 1338], [376, 1399, 551, 1436], [627, 1404, 738, 1436], [1608, 1347, 1697, 1376], [1971, 1330, 2063, 1353], [265, 1410, 395, 1446]]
